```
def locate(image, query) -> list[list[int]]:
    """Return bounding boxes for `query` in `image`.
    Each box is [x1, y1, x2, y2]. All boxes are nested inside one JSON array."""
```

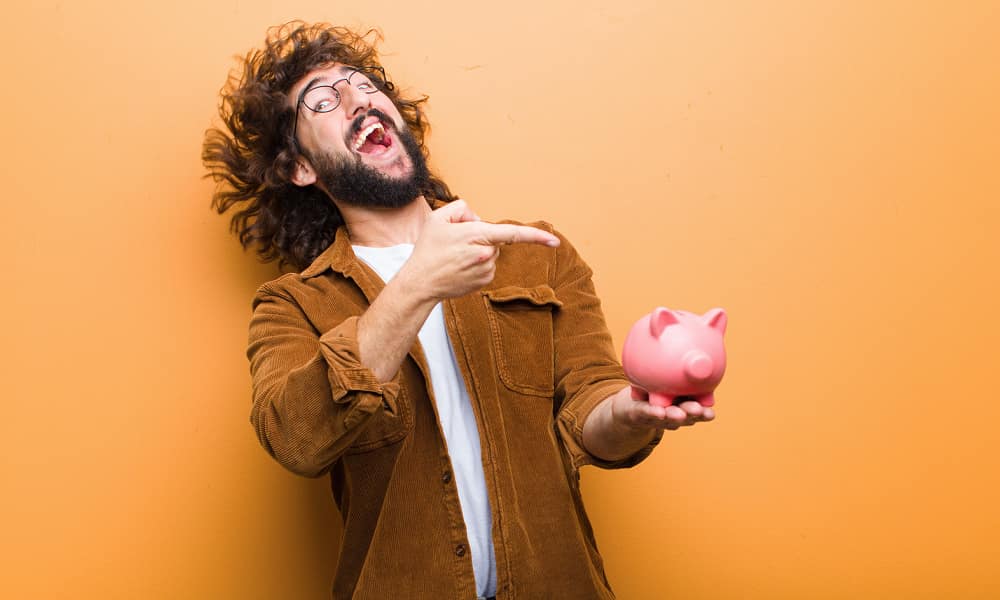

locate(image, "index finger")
[[477, 223, 560, 247]]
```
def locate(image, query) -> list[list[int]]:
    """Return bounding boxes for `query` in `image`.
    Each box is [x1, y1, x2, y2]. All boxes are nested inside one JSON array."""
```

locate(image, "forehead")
[[290, 63, 355, 100]]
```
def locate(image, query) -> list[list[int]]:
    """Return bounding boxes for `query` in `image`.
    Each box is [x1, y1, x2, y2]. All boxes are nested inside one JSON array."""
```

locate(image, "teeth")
[[353, 122, 385, 151]]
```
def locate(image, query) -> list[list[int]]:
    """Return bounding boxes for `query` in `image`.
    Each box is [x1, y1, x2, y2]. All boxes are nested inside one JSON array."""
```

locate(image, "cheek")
[[308, 122, 351, 155]]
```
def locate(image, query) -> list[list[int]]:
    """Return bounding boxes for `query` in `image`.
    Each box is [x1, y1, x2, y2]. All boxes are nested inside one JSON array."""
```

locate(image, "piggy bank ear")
[[650, 307, 681, 337], [703, 308, 728, 334]]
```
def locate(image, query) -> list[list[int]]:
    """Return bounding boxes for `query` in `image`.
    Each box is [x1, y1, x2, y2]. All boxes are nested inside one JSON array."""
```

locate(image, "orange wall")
[[3, 1, 998, 598]]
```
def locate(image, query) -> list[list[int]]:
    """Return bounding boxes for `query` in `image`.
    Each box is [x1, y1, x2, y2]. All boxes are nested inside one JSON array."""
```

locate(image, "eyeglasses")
[[292, 66, 392, 147]]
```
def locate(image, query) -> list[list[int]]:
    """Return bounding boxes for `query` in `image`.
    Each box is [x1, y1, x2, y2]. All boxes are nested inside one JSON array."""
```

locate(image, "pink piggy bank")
[[622, 307, 728, 408]]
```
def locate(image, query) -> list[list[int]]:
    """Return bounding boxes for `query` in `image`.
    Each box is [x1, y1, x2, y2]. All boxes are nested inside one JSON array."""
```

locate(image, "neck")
[[337, 196, 432, 247]]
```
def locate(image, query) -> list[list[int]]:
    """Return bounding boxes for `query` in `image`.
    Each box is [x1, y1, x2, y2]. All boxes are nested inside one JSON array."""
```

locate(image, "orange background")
[[3, 1, 998, 598]]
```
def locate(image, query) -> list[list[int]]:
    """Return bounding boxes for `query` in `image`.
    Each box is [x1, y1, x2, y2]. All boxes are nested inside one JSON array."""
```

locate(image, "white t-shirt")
[[352, 243, 497, 598]]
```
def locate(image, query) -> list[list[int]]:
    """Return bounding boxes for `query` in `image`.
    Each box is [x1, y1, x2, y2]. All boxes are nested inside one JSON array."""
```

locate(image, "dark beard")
[[309, 113, 430, 210]]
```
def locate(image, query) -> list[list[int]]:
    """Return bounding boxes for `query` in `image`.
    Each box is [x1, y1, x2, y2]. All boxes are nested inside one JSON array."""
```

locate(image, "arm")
[[549, 230, 715, 468], [249, 201, 559, 477], [356, 270, 438, 383], [248, 287, 403, 478], [548, 230, 664, 469]]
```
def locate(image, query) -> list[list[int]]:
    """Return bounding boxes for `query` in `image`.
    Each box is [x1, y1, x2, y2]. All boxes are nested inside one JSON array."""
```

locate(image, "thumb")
[[629, 385, 649, 402], [433, 198, 479, 224]]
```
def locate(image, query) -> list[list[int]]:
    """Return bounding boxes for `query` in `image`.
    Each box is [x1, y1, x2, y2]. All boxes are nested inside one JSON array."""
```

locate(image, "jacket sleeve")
[[549, 228, 664, 470], [247, 283, 401, 478]]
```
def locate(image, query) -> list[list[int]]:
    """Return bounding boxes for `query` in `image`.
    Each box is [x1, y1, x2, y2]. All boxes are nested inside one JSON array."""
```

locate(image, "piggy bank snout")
[[683, 350, 714, 382]]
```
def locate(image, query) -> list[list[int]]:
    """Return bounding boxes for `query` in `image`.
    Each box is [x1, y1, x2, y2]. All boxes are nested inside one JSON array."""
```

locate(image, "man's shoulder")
[[252, 266, 348, 301], [495, 217, 554, 233], [251, 272, 305, 306], [489, 218, 593, 290], [491, 218, 582, 264], [493, 218, 559, 263]]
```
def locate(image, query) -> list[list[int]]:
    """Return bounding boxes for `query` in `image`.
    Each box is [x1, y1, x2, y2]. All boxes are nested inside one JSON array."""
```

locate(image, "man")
[[203, 21, 714, 599]]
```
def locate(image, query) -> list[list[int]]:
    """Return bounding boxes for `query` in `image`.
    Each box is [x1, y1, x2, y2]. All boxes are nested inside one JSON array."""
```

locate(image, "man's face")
[[289, 64, 428, 208]]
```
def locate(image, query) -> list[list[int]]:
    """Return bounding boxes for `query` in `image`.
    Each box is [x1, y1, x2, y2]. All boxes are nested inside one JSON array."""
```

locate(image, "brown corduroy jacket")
[[247, 220, 662, 599]]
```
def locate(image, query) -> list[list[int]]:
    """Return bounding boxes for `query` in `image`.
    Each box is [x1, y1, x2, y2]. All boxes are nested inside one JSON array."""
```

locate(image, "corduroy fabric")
[[247, 215, 663, 599]]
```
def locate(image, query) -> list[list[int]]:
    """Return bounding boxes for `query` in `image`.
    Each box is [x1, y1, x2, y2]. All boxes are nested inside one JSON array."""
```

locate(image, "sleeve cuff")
[[318, 316, 402, 418], [557, 379, 664, 470]]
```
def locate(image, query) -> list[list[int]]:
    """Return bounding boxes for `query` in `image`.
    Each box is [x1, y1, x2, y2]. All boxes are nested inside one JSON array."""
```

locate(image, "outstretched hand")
[[582, 385, 717, 462], [612, 387, 716, 432], [401, 199, 560, 300]]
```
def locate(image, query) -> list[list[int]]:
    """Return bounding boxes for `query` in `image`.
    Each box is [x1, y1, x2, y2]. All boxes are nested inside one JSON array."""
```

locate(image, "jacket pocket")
[[482, 285, 563, 397]]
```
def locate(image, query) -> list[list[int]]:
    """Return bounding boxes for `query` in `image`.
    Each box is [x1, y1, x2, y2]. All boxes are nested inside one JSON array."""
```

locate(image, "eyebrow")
[[297, 76, 323, 107]]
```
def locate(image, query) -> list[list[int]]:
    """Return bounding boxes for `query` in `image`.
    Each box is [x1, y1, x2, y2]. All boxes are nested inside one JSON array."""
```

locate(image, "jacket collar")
[[300, 225, 355, 279]]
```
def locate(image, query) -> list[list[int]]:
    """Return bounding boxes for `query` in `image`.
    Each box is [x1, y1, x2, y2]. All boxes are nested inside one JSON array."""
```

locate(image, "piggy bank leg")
[[695, 393, 715, 408], [648, 392, 676, 408]]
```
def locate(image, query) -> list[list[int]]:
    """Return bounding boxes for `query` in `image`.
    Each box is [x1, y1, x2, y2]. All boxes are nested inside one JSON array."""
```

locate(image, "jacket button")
[[442, 470, 452, 483], [455, 544, 466, 557]]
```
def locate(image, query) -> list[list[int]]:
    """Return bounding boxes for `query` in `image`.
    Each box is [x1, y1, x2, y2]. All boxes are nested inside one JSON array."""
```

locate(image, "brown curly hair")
[[202, 21, 456, 271]]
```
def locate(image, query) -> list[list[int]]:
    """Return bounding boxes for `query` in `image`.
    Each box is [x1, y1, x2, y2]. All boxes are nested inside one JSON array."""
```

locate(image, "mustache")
[[347, 108, 397, 141]]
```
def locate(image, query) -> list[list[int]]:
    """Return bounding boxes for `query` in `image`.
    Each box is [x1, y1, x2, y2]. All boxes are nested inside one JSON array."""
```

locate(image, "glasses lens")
[[301, 68, 386, 113], [350, 68, 383, 94], [303, 86, 340, 112]]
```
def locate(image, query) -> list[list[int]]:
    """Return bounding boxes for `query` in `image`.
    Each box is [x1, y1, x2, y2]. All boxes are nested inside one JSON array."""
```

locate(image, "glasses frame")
[[291, 66, 392, 151]]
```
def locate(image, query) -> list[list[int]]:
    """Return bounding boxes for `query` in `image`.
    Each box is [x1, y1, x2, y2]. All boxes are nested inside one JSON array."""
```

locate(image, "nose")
[[339, 84, 371, 119]]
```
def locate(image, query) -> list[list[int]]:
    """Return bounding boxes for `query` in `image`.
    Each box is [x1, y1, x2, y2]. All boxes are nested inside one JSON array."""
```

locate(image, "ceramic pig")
[[621, 307, 728, 408]]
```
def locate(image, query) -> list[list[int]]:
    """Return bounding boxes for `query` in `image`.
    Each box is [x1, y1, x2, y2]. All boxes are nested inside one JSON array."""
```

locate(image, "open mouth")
[[352, 120, 393, 155]]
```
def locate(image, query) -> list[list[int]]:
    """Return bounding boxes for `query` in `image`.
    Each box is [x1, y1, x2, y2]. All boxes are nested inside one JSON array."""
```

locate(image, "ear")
[[703, 308, 728, 334], [290, 156, 317, 187], [649, 307, 680, 338]]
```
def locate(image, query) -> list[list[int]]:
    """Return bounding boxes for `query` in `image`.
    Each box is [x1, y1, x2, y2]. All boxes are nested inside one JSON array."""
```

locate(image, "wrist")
[[392, 263, 442, 306], [583, 389, 657, 463]]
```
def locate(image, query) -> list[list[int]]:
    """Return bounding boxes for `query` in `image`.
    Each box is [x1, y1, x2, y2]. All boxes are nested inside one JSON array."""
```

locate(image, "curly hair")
[[202, 22, 456, 271]]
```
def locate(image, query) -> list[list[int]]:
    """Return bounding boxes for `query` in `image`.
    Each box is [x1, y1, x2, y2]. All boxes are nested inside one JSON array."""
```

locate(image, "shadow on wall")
[[296, 476, 345, 581]]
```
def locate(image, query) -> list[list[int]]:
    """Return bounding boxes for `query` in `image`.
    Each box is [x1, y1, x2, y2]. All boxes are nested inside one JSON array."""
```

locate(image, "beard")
[[308, 110, 431, 210]]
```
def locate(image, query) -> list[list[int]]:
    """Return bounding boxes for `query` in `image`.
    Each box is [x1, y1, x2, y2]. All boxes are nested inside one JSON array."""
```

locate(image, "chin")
[[373, 157, 412, 180]]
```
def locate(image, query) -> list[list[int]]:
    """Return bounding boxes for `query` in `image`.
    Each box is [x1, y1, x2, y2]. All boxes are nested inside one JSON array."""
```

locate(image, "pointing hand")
[[401, 199, 560, 300]]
